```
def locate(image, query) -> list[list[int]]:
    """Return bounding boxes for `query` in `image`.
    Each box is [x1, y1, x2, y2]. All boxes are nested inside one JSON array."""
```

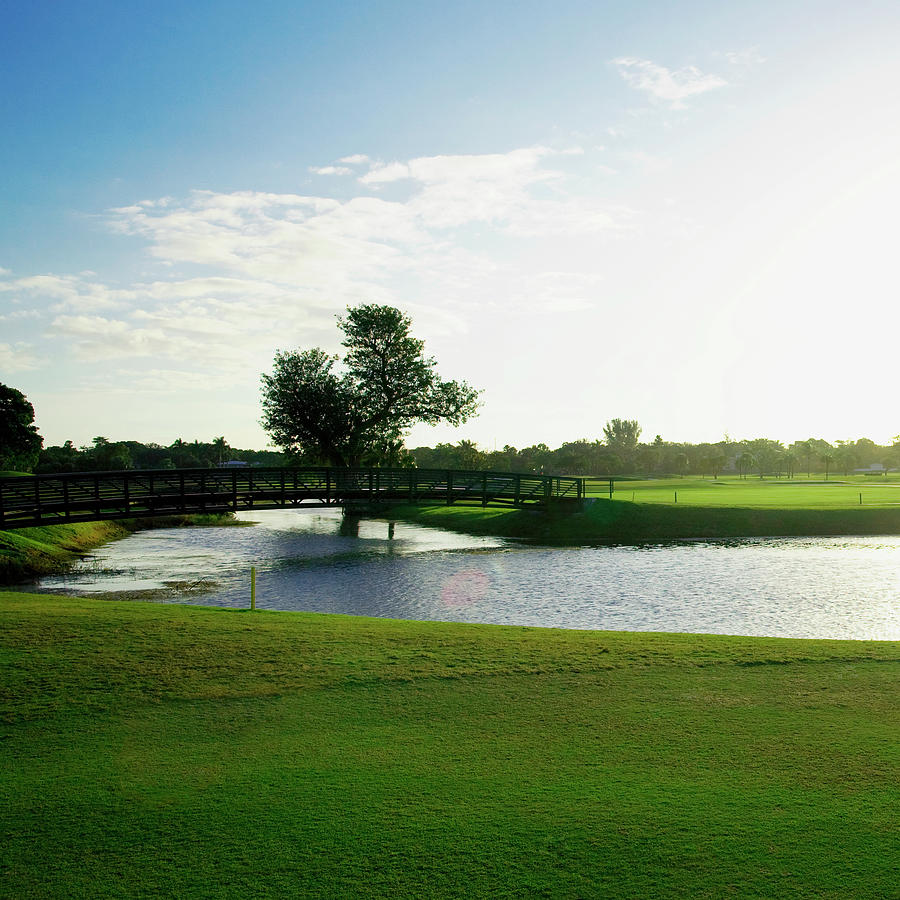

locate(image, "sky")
[[2, 0, 900, 453]]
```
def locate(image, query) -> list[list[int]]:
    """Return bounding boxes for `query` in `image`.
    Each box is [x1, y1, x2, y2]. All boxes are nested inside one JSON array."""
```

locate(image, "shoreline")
[[0, 513, 242, 584], [379, 499, 900, 544]]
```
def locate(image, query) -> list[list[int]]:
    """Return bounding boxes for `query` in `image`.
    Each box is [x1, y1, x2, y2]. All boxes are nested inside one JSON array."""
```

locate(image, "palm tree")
[[820, 450, 835, 481], [737, 451, 755, 480], [212, 436, 230, 465], [782, 451, 797, 479]]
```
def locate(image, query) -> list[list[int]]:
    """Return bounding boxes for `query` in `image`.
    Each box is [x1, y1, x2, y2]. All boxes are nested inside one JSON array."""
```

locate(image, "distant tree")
[[212, 436, 230, 465], [834, 441, 859, 476], [747, 439, 784, 479], [854, 438, 879, 467], [517, 443, 551, 473], [87, 436, 132, 470], [782, 451, 797, 479], [485, 445, 519, 472], [602, 419, 642, 471], [884, 439, 900, 473], [635, 444, 660, 476], [34, 440, 79, 474], [737, 451, 755, 479], [595, 448, 623, 476], [794, 440, 814, 478], [672, 450, 689, 478], [704, 451, 728, 479], [820, 449, 835, 480], [261, 305, 480, 466]]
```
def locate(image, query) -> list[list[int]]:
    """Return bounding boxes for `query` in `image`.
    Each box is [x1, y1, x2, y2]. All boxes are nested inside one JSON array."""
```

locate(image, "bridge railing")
[[0, 467, 586, 529]]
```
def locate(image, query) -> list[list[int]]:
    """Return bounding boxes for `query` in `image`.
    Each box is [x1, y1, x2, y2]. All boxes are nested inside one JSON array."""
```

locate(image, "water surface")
[[35, 508, 900, 640]]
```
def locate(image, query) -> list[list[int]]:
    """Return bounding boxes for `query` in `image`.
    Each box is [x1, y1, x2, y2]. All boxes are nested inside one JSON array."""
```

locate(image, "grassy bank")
[[0, 514, 239, 583], [1, 592, 897, 898], [383, 492, 900, 544]]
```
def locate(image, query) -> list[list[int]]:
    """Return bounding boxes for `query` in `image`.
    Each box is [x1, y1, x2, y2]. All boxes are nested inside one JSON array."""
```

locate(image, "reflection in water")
[[32, 508, 900, 640], [339, 514, 361, 538]]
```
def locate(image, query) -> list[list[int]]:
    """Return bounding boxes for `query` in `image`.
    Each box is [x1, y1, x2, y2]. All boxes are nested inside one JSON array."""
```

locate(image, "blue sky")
[[3, 0, 900, 450]]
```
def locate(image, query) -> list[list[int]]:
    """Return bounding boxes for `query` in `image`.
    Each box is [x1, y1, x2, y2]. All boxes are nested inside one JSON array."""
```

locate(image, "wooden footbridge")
[[0, 467, 588, 530]]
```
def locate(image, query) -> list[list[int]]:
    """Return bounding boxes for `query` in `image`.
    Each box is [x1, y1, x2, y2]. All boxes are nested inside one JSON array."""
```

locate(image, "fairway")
[[588, 475, 900, 509], [2, 593, 898, 898]]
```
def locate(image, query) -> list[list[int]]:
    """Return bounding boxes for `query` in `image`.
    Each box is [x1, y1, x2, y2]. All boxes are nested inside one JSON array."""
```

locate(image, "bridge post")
[[447, 470, 454, 505], [482, 473, 488, 507], [326, 469, 331, 506], [514, 473, 521, 507], [62, 478, 70, 521], [124, 476, 131, 516], [93, 475, 101, 518], [231, 471, 238, 510], [33, 478, 41, 525]]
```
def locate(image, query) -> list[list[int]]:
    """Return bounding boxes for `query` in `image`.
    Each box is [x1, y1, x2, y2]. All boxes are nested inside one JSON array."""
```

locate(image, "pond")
[[33, 508, 900, 640]]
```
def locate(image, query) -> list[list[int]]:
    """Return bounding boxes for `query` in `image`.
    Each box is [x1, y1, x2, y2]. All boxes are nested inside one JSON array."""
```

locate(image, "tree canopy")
[[260, 304, 481, 466], [0, 383, 44, 472]]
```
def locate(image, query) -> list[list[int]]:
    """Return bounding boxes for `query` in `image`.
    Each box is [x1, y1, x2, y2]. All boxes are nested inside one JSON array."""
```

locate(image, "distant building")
[[219, 459, 249, 468], [853, 463, 890, 475]]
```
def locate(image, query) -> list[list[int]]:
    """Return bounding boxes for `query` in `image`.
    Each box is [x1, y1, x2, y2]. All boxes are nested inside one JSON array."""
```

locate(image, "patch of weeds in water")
[[163, 578, 218, 595], [80, 579, 221, 603]]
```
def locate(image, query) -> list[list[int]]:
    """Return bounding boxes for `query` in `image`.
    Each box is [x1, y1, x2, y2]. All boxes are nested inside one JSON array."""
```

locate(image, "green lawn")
[[589, 475, 900, 508], [2, 592, 898, 898]]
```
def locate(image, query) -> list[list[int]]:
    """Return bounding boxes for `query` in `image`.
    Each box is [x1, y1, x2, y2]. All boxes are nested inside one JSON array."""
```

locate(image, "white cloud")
[[11, 145, 630, 397], [721, 47, 766, 66], [404, 147, 562, 229], [0, 341, 40, 372], [309, 165, 353, 176], [339, 154, 370, 165], [359, 161, 412, 184], [612, 57, 727, 108], [0, 308, 42, 321], [0, 273, 128, 311]]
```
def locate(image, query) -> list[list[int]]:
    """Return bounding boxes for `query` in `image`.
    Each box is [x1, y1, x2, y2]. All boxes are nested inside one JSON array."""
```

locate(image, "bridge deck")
[[0, 467, 586, 530]]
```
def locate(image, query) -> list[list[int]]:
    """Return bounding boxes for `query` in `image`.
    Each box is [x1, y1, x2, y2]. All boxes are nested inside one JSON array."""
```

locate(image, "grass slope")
[[2, 593, 898, 898], [383, 499, 900, 544], [383, 477, 900, 544], [0, 514, 239, 583]]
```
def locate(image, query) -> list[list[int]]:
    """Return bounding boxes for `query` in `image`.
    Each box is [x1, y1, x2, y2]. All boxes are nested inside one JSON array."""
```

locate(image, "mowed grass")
[[2, 593, 898, 898], [591, 475, 900, 508]]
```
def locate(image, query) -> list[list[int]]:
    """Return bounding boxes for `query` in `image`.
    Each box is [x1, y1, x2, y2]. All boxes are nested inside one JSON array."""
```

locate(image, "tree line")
[[409, 428, 900, 478], [32, 436, 285, 474], [20, 428, 900, 478]]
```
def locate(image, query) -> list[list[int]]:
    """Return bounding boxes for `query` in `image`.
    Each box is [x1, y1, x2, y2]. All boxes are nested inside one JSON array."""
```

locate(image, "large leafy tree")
[[602, 418, 642, 469], [0, 383, 44, 472], [260, 304, 481, 466]]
